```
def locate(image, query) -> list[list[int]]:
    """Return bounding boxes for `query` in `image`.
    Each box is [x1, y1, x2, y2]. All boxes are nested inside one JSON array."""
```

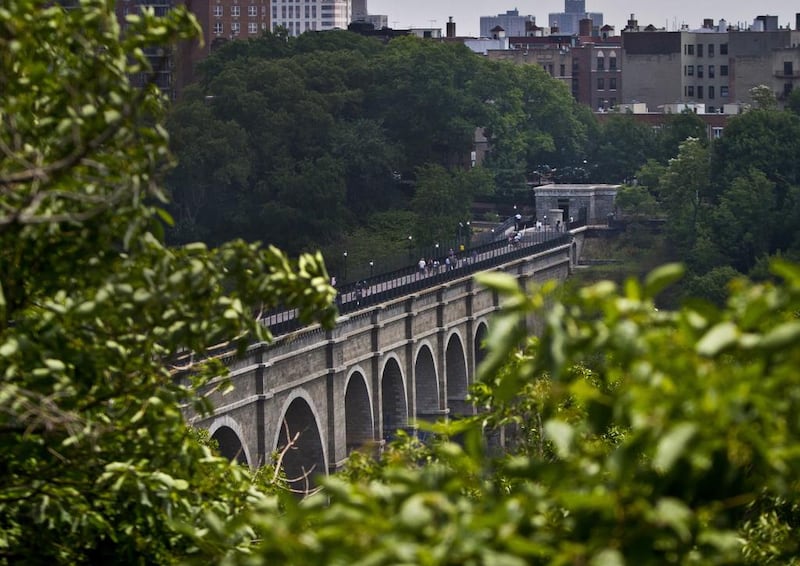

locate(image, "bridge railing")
[[262, 226, 575, 337]]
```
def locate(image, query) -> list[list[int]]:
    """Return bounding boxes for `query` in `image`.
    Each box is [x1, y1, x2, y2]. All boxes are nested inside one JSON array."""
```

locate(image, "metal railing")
[[261, 224, 577, 336]]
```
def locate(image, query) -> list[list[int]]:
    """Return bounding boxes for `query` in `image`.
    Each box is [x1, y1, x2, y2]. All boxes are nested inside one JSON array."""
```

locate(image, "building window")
[[609, 56, 617, 70], [720, 65, 728, 76], [697, 44, 703, 57], [305, 5, 310, 17], [609, 77, 617, 90], [720, 43, 728, 55], [708, 44, 715, 57], [272, 5, 276, 18], [231, 21, 240, 34], [721, 85, 729, 97], [231, 5, 240, 16], [687, 65, 694, 76], [709, 85, 715, 99], [687, 44, 695, 55], [697, 85, 704, 99], [560, 64, 565, 76], [213, 4, 222, 17], [785, 61, 794, 76], [213, 21, 223, 34], [596, 57, 604, 71], [281, 5, 286, 18], [597, 78, 605, 90], [708, 65, 715, 78], [687, 85, 694, 97], [697, 65, 703, 78], [712, 127, 723, 139], [248, 5, 257, 16], [248, 21, 258, 33], [784, 83, 794, 96]]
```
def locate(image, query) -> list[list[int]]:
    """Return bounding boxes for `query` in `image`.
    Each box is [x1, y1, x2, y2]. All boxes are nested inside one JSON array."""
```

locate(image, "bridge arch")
[[474, 320, 490, 371], [413, 341, 440, 422], [344, 367, 375, 453], [445, 330, 471, 417], [273, 390, 328, 493], [207, 416, 251, 467], [380, 354, 408, 441]]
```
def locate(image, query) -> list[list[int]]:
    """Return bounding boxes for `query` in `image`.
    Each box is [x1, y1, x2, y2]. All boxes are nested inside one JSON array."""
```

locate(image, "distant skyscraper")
[[352, 0, 367, 21], [549, 0, 603, 35], [479, 9, 536, 38], [565, 0, 585, 14]]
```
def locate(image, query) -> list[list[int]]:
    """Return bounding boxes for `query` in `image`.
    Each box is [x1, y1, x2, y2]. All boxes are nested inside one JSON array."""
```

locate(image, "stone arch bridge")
[[182, 229, 590, 489]]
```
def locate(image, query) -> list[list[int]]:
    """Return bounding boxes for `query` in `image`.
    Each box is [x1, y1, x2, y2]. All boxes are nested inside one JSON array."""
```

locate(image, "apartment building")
[[728, 27, 800, 103], [271, 0, 351, 36], [623, 16, 800, 112], [487, 20, 621, 110]]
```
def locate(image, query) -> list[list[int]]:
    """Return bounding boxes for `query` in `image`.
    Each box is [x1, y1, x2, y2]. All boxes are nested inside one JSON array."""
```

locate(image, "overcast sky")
[[366, 1, 799, 36]]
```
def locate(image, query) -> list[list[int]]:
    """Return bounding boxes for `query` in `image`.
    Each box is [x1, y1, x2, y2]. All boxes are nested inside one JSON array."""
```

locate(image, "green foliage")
[[659, 138, 711, 257], [591, 114, 657, 183], [657, 110, 709, 162], [166, 32, 592, 250], [169, 262, 800, 565], [0, 2, 335, 563]]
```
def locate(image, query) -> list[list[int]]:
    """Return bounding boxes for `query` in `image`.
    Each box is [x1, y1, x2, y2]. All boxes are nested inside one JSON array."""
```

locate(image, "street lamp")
[[369, 260, 374, 278], [343, 251, 348, 281]]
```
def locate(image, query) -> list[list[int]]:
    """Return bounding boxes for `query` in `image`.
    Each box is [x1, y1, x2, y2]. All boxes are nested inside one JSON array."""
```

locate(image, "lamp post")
[[407, 235, 413, 262], [369, 260, 374, 278], [543, 215, 547, 234], [343, 251, 348, 282]]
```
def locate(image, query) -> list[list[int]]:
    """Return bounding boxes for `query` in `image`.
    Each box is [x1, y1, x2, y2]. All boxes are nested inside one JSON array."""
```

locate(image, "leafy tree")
[[411, 164, 470, 245], [786, 88, 800, 116], [0, 2, 335, 562], [712, 108, 800, 257], [749, 84, 778, 110], [656, 109, 708, 162], [659, 137, 711, 259], [591, 113, 657, 183], [474, 60, 589, 192], [710, 169, 775, 272]]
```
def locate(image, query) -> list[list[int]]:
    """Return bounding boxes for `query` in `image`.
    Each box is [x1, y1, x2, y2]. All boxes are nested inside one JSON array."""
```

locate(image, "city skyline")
[[367, 1, 799, 36]]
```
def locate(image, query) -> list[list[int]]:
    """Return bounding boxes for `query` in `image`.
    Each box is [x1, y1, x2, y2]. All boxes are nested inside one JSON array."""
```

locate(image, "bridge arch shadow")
[[344, 369, 375, 454], [474, 321, 489, 371], [381, 356, 408, 442], [274, 392, 327, 494], [446, 331, 472, 417], [208, 416, 251, 467], [414, 342, 440, 424]]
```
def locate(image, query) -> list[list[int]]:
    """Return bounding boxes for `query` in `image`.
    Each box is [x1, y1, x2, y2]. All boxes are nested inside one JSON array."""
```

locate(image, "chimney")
[[446, 16, 456, 38], [627, 13, 638, 31], [579, 18, 592, 36]]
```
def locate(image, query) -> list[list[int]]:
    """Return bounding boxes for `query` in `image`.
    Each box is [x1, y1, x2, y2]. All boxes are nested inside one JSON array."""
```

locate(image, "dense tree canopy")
[[165, 31, 592, 255]]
